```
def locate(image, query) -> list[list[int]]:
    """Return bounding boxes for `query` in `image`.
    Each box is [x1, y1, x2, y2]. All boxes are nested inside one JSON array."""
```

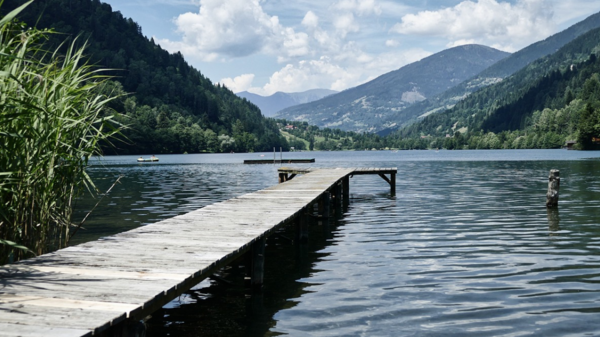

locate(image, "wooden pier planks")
[[278, 167, 398, 195], [0, 168, 357, 337]]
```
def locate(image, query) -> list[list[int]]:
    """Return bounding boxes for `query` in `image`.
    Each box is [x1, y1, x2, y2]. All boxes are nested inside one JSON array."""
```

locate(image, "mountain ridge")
[[237, 89, 338, 117], [393, 25, 600, 150], [276, 44, 510, 133], [380, 10, 600, 135]]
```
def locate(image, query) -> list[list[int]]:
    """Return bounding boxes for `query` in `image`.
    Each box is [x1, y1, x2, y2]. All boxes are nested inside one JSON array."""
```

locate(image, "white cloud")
[[263, 57, 359, 94], [220, 73, 255, 93], [333, 13, 359, 38], [249, 48, 432, 96], [334, 0, 382, 16], [385, 39, 399, 47], [390, 0, 555, 52], [301, 11, 319, 28], [552, 0, 600, 26], [157, 0, 308, 61]]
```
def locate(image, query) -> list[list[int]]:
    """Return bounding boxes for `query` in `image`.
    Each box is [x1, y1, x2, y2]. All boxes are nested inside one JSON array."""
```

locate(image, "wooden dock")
[[0, 168, 396, 337]]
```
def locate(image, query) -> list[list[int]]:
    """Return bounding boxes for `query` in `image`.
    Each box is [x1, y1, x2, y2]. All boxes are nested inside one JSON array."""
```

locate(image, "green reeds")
[[0, 2, 121, 264]]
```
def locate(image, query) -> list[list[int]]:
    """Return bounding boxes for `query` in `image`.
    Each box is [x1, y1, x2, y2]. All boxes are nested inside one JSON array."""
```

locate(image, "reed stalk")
[[0, 1, 122, 264]]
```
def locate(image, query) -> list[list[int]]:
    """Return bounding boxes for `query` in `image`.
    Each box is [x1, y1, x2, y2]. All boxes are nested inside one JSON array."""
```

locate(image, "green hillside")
[[276, 45, 509, 133], [382, 10, 600, 135], [2, 0, 288, 154], [394, 27, 600, 150]]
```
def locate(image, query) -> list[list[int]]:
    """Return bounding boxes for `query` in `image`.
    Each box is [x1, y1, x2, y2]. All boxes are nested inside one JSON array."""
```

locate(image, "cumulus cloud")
[[220, 74, 255, 93], [334, 0, 382, 16], [333, 13, 359, 38], [301, 11, 319, 28], [390, 0, 555, 51], [157, 0, 308, 61], [155, 0, 453, 96], [249, 48, 432, 96]]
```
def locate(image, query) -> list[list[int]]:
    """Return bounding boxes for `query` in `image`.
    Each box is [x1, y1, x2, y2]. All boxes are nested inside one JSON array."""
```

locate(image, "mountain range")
[[396, 25, 600, 148], [276, 44, 510, 132], [379, 10, 600, 135], [237, 89, 337, 117], [277, 11, 600, 136]]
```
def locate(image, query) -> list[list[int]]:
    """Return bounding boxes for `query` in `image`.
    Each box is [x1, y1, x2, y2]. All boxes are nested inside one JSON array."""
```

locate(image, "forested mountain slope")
[[276, 45, 509, 133], [2, 0, 288, 154], [385, 10, 600, 135], [393, 27, 600, 150]]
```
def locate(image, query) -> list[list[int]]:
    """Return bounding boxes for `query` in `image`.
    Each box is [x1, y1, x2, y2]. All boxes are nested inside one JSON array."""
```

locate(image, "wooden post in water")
[[391, 172, 396, 197], [546, 169, 560, 208], [250, 237, 266, 289]]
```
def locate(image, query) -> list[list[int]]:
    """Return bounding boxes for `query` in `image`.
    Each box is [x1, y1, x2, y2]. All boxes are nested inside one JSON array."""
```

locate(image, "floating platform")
[[243, 158, 315, 164], [0, 167, 396, 337]]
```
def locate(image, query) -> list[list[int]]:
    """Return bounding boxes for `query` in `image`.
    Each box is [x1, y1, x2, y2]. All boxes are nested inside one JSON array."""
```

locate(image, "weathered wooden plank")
[[0, 323, 92, 337], [0, 167, 391, 337], [3, 266, 189, 281], [0, 295, 137, 313], [0, 302, 119, 330]]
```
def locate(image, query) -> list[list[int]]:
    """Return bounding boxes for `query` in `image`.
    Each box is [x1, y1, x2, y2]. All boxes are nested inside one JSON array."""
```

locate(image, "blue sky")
[[101, 0, 600, 95]]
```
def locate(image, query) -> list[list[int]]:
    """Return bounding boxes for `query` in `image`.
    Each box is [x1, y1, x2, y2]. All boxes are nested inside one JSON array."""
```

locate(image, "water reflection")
[[547, 208, 560, 234], [74, 151, 600, 336]]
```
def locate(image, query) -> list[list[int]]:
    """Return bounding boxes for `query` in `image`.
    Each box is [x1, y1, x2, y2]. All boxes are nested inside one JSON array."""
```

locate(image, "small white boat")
[[137, 157, 159, 162]]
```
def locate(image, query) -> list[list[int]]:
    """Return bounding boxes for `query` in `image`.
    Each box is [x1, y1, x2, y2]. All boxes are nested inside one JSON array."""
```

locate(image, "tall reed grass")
[[0, 1, 121, 264]]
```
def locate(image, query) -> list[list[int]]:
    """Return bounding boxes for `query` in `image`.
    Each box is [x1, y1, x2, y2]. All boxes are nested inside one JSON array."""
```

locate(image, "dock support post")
[[296, 213, 309, 244], [103, 319, 146, 337], [546, 169, 560, 208], [333, 183, 342, 216], [391, 172, 396, 197], [322, 191, 331, 220], [278, 172, 287, 183], [250, 237, 266, 289], [342, 176, 350, 206]]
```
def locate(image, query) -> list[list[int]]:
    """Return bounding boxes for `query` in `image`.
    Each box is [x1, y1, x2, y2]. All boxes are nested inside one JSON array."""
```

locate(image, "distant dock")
[[0, 167, 396, 337], [243, 158, 315, 164]]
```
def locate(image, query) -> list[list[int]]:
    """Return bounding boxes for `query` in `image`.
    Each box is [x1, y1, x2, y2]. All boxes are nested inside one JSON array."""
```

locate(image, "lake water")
[[76, 150, 600, 336]]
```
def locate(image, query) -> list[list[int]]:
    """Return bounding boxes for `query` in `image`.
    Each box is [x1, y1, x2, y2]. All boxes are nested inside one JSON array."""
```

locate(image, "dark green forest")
[[275, 120, 388, 151], [2, 0, 288, 154], [5, 0, 600, 153]]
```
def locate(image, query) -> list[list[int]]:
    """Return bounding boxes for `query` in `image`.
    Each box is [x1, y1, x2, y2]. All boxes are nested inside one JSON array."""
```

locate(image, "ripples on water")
[[75, 151, 600, 336]]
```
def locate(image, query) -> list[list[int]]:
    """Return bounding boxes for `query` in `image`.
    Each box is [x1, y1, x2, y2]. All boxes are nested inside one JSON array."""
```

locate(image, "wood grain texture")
[[1, 168, 382, 336]]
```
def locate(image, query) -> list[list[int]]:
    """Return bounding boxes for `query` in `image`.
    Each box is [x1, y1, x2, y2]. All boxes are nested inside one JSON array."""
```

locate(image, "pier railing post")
[[250, 237, 266, 289], [546, 169, 560, 208]]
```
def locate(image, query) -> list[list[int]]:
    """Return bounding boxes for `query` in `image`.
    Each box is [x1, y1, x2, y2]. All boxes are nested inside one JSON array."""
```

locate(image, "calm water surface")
[[75, 150, 600, 336]]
